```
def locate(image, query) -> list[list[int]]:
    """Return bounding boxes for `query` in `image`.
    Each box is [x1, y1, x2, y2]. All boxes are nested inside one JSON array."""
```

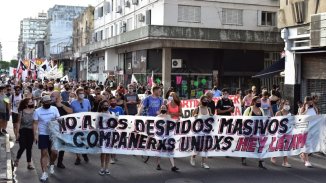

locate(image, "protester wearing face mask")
[[156, 105, 179, 172], [216, 88, 234, 116], [191, 95, 212, 169], [70, 88, 91, 165], [50, 91, 73, 169], [242, 96, 266, 169], [11, 86, 23, 140], [33, 95, 60, 181], [68, 92, 77, 104], [108, 96, 124, 164], [124, 84, 140, 115], [92, 87, 103, 112], [14, 98, 35, 170], [299, 96, 317, 167], [271, 100, 292, 168], [97, 100, 112, 176], [167, 92, 182, 120], [261, 91, 274, 117]]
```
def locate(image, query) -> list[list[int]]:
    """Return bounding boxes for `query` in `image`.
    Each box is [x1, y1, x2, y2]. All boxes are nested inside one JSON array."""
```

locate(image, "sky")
[[0, 0, 93, 61]]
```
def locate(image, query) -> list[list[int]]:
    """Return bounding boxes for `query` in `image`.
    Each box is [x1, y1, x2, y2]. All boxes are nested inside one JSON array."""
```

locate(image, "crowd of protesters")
[[0, 77, 321, 181]]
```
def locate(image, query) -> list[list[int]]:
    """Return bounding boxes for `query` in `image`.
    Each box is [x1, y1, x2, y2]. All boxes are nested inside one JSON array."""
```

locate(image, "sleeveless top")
[[167, 102, 180, 120], [261, 98, 271, 116]]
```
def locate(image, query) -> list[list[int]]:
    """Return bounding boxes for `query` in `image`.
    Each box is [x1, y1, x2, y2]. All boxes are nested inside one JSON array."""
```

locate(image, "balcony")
[[81, 25, 283, 53]]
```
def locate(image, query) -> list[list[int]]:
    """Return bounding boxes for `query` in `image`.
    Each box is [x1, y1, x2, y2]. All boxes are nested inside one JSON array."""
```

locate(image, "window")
[[178, 5, 201, 23], [260, 11, 276, 26], [111, 25, 114, 37], [126, 18, 133, 31], [222, 8, 243, 25], [98, 6, 104, 18]]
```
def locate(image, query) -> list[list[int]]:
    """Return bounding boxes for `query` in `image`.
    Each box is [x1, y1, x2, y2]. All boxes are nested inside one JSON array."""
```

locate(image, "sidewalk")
[[0, 134, 12, 183]]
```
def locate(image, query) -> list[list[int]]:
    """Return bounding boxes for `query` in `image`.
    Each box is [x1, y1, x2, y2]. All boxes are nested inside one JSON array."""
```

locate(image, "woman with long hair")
[[271, 99, 292, 168], [167, 92, 182, 120], [190, 95, 212, 169], [298, 96, 317, 167], [242, 96, 266, 169], [98, 100, 111, 175], [14, 98, 35, 170], [156, 105, 179, 171]]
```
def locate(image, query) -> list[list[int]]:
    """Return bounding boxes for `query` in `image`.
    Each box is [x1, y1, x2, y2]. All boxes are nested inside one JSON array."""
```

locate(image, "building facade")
[[73, 6, 95, 81], [82, 0, 283, 98], [279, 0, 326, 114], [17, 13, 47, 60]]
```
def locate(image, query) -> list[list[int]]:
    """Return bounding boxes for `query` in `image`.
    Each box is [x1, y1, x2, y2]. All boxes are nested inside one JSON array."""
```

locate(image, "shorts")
[[0, 113, 7, 121], [38, 135, 52, 149], [12, 113, 19, 123]]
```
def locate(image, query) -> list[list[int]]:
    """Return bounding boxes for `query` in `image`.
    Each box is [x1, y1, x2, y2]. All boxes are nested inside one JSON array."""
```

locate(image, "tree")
[[10, 60, 18, 68], [0, 61, 9, 70]]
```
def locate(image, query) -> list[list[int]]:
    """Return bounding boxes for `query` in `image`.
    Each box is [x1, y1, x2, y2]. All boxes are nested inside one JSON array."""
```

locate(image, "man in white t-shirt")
[[33, 95, 60, 182], [11, 86, 23, 141]]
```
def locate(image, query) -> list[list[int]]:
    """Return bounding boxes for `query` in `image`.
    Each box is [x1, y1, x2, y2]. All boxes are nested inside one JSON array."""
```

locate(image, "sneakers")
[[105, 169, 110, 175], [40, 172, 48, 181], [49, 165, 55, 174], [99, 169, 110, 176], [282, 163, 292, 168], [305, 161, 313, 167], [110, 159, 116, 164], [270, 157, 277, 164], [1, 129, 8, 134], [99, 169, 105, 176], [171, 166, 179, 172], [75, 158, 81, 165], [258, 161, 267, 169], [201, 163, 209, 169], [190, 156, 195, 166]]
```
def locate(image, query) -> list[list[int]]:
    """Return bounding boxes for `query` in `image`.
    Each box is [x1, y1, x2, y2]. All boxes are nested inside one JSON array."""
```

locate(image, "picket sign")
[[49, 112, 326, 158]]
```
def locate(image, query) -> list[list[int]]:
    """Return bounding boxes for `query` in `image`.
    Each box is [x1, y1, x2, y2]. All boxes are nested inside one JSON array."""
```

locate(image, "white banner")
[[49, 112, 326, 158]]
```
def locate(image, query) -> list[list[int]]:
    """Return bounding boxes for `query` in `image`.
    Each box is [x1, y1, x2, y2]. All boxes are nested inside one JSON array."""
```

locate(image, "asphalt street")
[[7, 123, 326, 183]]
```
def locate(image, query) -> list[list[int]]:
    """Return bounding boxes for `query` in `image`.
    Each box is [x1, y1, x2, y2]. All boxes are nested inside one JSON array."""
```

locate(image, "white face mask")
[[78, 94, 85, 99], [284, 105, 290, 111], [168, 96, 173, 101]]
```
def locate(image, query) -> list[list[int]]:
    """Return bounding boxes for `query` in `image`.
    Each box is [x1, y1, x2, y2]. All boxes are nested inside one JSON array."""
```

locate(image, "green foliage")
[[0, 61, 9, 70], [10, 60, 18, 68]]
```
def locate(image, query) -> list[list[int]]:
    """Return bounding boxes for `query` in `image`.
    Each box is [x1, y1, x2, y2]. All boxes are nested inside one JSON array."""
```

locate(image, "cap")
[[41, 95, 51, 102]]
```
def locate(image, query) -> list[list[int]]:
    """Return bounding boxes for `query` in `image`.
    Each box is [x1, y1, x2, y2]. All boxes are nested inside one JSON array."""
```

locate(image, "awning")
[[252, 57, 285, 78]]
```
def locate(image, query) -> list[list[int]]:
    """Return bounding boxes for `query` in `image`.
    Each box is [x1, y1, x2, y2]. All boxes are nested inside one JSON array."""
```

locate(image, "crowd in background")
[[0, 77, 321, 181]]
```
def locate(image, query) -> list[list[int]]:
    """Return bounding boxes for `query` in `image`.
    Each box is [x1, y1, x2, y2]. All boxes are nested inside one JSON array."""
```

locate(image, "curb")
[[0, 134, 13, 183]]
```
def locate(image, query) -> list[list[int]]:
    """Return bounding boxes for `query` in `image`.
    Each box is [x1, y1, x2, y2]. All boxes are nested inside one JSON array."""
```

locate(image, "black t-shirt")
[[216, 99, 234, 116], [86, 94, 95, 109], [52, 102, 71, 116], [207, 100, 216, 115]]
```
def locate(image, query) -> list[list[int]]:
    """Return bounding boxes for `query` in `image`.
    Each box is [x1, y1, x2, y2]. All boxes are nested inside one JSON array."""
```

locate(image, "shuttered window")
[[222, 8, 243, 25], [178, 5, 201, 23]]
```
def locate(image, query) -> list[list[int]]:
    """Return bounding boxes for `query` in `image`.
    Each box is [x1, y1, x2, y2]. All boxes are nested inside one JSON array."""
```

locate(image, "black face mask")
[[43, 104, 51, 109], [255, 103, 261, 108], [309, 105, 314, 108], [161, 110, 167, 114], [28, 104, 34, 108], [202, 101, 208, 106], [110, 103, 117, 108], [102, 107, 109, 111]]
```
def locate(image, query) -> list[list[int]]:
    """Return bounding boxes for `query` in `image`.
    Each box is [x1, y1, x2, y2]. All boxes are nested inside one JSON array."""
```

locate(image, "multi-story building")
[[45, 5, 86, 59], [18, 13, 47, 60], [73, 6, 95, 81], [82, 0, 283, 97], [0, 42, 2, 61], [279, 0, 326, 113]]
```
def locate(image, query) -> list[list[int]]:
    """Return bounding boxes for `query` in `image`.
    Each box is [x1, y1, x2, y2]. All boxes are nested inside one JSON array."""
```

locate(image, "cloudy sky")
[[0, 0, 93, 61]]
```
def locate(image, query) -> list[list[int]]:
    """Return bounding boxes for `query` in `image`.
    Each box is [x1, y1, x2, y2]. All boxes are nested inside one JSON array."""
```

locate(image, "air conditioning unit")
[[125, 1, 130, 8], [171, 59, 182, 68], [138, 14, 145, 22], [116, 6, 122, 13], [310, 13, 326, 47], [120, 22, 127, 33], [132, 0, 138, 5]]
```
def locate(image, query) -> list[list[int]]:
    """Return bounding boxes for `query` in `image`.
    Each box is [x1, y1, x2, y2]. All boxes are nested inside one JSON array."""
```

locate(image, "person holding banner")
[[98, 100, 112, 175], [50, 91, 73, 169], [298, 96, 318, 167], [242, 96, 266, 169], [167, 92, 182, 120], [70, 88, 91, 165], [271, 99, 292, 168], [216, 88, 234, 116], [156, 104, 179, 171], [33, 95, 60, 181], [191, 95, 212, 169]]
